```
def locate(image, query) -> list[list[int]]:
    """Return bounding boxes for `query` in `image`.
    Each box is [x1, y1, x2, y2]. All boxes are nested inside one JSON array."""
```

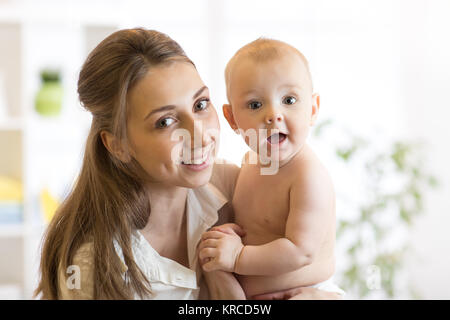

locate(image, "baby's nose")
[[265, 112, 283, 124]]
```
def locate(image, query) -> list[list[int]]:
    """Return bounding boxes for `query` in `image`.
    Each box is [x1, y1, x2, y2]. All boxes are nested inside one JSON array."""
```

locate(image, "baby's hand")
[[198, 223, 245, 273]]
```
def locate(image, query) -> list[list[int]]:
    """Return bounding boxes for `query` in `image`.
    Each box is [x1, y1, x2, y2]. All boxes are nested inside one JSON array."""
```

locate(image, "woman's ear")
[[100, 130, 129, 162], [223, 104, 238, 131], [310, 93, 320, 126]]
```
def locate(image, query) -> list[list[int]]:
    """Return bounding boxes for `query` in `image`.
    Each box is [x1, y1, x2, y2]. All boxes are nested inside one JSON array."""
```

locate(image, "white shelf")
[[0, 118, 24, 131], [0, 223, 45, 238], [0, 224, 25, 238], [0, 15, 118, 299], [0, 283, 23, 300]]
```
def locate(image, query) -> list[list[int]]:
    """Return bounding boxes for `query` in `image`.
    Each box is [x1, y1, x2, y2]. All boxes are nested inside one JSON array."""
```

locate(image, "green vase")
[[35, 71, 63, 116]]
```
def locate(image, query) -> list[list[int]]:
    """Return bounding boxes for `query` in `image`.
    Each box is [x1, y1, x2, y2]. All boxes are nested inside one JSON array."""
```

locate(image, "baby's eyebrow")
[[278, 84, 302, 90], [241, 89, 259, 96]]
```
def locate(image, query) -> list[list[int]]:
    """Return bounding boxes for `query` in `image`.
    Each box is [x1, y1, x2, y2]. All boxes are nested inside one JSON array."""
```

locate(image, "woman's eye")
[[156, 117, 175, 128], [194, 99, 210, 111], [248, 101, 262, 110], [283, 96, 297, 105]]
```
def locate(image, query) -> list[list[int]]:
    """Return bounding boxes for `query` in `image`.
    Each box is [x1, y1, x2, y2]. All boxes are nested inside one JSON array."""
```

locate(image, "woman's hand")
[[198, 223, 246, 272]]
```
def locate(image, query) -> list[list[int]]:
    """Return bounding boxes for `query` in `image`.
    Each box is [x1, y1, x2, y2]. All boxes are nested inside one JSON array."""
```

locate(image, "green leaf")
[[428, 176, 439, 188], [400, 207, 412, 225], [312, 119, 333, 137], [391, 142, 411, 171], [336, 146, 357, 161], [336, 220, 351, 239]]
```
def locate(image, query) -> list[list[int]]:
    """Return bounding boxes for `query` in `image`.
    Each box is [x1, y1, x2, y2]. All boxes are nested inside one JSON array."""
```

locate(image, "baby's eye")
[[248, 101, 262, 110], [283, 96, 297, 105], [194, 99, 210, 112], [156, 117, 176, 128]]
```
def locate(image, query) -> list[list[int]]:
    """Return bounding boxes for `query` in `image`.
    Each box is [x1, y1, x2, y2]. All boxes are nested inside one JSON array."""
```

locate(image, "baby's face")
[[225, 50, 319, 166]]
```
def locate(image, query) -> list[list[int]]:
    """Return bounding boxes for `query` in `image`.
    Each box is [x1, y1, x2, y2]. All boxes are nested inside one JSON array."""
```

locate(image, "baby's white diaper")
[[308, 277, 345, 296]]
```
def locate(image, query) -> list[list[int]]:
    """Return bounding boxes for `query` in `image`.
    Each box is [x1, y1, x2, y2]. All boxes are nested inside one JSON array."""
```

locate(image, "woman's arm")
[[203, 270, 246, 300], [199, 224, 246, 300], [251, 286, 342, 300], [202, 162, 245, 299]]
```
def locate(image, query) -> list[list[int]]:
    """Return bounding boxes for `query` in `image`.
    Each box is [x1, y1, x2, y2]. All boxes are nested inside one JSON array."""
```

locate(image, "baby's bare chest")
[[232, 167, 293, 244]]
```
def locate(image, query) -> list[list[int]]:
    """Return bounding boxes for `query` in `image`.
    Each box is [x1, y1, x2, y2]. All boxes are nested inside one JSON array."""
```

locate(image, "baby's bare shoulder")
[[290, 149, 334, 194], [287, 152, 335, 217]]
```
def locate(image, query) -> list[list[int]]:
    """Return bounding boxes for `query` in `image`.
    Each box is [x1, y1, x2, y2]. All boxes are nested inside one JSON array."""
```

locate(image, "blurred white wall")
[[398, 0, 450, 300]]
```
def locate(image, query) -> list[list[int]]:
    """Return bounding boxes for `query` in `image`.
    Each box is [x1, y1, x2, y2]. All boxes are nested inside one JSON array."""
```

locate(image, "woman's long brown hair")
[[34, 28, 194, 299]]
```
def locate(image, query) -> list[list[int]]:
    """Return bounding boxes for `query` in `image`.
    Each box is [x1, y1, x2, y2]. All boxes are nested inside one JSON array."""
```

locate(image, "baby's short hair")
[[224, 38, 312, 102]]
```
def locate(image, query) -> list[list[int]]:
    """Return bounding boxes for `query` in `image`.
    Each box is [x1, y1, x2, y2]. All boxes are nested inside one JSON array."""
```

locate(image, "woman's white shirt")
[[57, 160, 240, 299]]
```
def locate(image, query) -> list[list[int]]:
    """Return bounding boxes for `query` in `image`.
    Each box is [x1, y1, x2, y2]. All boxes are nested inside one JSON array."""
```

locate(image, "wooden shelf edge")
[[0, 118, 24, 131], [0, 223, 46, 238]]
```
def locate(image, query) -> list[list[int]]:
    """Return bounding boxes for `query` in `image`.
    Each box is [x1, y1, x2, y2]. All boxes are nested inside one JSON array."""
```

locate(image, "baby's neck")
[[256, 144, 310, 173]]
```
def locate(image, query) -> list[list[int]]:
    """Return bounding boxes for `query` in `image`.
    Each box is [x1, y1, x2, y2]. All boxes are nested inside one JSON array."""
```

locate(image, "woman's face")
[[126, 61, 220, 188]]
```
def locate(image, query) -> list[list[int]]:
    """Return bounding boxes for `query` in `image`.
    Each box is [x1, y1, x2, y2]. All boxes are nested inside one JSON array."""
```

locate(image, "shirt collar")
[[188, 182, 228, 225], [119, 183, 229, 282]]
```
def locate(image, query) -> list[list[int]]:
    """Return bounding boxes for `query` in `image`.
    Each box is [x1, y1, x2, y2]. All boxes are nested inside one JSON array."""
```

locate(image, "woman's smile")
[[180, 142, 215, 171]]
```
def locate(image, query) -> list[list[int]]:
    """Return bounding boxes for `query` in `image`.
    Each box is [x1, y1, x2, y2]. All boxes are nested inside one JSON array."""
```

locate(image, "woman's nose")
[[189, 119, 210, 149]]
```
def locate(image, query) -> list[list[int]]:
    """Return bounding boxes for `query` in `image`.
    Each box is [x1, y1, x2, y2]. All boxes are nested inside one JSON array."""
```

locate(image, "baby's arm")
[[200, 168, 334, 276]]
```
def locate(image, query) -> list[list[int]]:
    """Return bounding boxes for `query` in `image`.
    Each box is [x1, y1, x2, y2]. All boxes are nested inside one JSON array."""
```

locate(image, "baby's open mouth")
[[267, 133, 287, 145]]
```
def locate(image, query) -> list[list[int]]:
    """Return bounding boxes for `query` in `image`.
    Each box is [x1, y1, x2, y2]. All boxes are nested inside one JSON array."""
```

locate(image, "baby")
[[198, 38, 344, 299]]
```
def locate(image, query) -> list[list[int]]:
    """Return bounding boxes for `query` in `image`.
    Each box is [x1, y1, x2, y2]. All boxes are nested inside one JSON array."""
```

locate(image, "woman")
[[35, 28, 336, 300], [34, 28, 241, 299]]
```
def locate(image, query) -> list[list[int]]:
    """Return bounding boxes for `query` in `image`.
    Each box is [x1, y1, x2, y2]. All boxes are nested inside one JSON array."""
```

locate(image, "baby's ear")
[[310, 93, 320, 126], [222, 104, 238, 131]]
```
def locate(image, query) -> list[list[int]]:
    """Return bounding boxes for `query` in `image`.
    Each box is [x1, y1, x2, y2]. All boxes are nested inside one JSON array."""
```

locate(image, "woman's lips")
[[180, 144, 213, 171], [181, 152, 211, 171]]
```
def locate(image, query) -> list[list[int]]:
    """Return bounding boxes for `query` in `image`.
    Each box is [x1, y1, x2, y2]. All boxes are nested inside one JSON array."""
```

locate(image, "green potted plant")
[[35, 69, 63, 116], [312, 119, 438, 299]]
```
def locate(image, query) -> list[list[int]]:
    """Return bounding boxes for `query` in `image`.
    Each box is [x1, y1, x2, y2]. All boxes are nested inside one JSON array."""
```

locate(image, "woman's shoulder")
[[73, 242, 94, 262], [210, 159, 241, 201], [57, 242, 95, 300]]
